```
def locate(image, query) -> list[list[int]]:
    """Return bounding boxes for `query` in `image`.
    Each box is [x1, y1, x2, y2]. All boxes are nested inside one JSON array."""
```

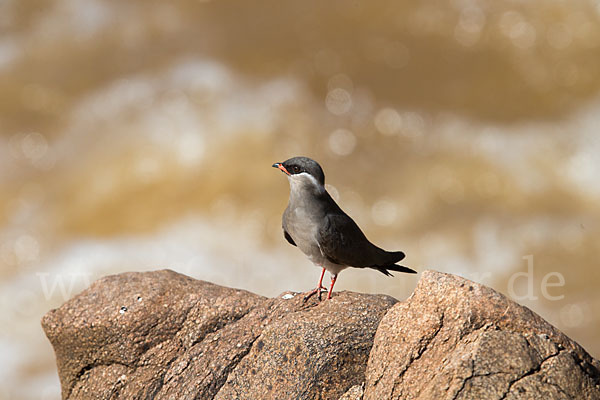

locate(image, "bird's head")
[[272, 156, 326, 191]]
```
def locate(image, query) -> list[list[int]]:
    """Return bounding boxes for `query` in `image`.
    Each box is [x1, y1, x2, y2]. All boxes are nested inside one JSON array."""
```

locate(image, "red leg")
[[303, 268, 327, 302], [326, 274, 338, 300], [317, 267, 326, 289]]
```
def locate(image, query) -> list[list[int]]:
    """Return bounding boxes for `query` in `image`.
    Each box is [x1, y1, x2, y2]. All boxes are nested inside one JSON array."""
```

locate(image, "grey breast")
[[283, 200, 327, 265]]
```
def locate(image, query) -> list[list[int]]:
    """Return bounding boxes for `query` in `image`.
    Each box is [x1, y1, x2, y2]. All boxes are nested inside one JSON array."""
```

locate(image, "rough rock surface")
[[339, 384, 365, 400], [43, 269, 600, 400], [42, 269, 396, 399], [364, 270, 600, 400]]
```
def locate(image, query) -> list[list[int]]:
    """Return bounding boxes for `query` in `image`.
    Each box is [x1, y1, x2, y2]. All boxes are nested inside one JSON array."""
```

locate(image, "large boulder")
[[41, 269, 396, 399], [364, 270, 600, 400], [42, 269, 600, 400]]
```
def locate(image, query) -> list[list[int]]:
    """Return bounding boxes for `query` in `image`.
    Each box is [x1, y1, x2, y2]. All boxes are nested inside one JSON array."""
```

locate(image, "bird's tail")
[[386, 250, 406, 263], [372, 263, 417, 277]]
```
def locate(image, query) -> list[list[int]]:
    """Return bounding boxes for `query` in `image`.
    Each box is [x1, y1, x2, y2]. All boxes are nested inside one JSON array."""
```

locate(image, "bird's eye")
[[292, 166, 300, 174]]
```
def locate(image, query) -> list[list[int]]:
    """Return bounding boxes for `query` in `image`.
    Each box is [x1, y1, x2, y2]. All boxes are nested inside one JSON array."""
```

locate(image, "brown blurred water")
[[1, 0, 600, 398]]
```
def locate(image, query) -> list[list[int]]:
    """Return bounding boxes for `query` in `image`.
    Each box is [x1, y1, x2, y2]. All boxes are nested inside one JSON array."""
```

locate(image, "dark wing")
[[283, 229, 296, 247], [317, 213, 380, 267], [317, 212, 408, 270]]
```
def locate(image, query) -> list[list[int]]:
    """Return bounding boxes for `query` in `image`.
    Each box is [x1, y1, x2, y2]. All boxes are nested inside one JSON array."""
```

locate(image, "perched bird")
[[272, 156, 416, 301]]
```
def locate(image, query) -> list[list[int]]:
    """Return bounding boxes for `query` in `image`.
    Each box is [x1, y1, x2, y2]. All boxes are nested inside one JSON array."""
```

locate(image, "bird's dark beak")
[[272, 162, 290, 175]]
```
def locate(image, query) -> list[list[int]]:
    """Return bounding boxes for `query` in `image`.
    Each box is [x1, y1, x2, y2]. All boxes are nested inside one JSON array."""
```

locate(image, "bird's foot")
[[303, 286, 327, 302]]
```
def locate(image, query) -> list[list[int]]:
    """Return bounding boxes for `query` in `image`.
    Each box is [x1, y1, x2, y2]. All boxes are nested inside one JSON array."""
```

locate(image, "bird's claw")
[[303, 286, 327, 303]]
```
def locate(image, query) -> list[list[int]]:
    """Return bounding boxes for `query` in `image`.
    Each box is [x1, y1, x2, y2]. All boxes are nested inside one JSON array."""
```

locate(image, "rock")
[[43, 269, 600, 400], [364, 270, 600, 400], [338, 384, 364, 400], [42, 269, 396, 399]]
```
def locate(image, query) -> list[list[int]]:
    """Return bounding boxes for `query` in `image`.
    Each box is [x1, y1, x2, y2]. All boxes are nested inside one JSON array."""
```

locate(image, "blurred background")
[[1, 0, 600, 398]]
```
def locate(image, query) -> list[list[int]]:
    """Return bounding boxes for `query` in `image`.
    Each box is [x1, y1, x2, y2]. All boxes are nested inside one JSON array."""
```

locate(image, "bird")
[[272, 156, 416, 301]]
